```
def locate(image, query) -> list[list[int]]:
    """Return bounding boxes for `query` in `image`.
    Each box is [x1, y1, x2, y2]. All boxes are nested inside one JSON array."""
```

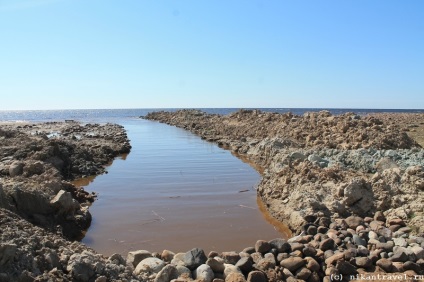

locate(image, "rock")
[[393, 237, 408, 247], [23, 161, 44, 176], [134, 257, 166, 274], [343, 178, 373, 215], [269, 238, 291, 253], [376, 241, 394, 252], [305, 257, 320, 272], [176, 265, 192, 278], [376, 258, 393, 272], [302, 246, 317, 257], [127, 250, 152, 267], [193, 264, 214, 282], [325, 253, 344, 266], [368, 231, 378, 240], [389, 251, 408, 262], [403, 261, 421, 273], [207, 258, 225, 273], [108, 253, 125, 265], [155, 265, 178, 282], [345, 216, 364, 229], [0, 244, 17, 266], [221, 252, 241, 265], [255, 253, 275, 271], [255, 240, 271, 254], [235, 257, 252, 273], [352, 235, 367, 247], [225, 272, 246, 282], [355, 257, 371, 269], [8, 161, 24, 177], [374, 211, 386, 222], [411, 246, 424, 260], [376, 158, 399, 172], [295, 267, 311, 280], [246, 271, 266, 282], [335, 261, 357, 275], [67, 251, 101, 282], [280, 257, 305, 272], [184, 248, 207, 270], [161, 250, 175, 262], [320, 238, 335, 251], [223, 264, 242, 278], [50, 190, 79, 214], [306, 225, 318, 235]]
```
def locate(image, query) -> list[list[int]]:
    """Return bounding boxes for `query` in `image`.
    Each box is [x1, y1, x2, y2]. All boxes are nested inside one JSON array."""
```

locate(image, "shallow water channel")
[[77, 119, 289, 256]]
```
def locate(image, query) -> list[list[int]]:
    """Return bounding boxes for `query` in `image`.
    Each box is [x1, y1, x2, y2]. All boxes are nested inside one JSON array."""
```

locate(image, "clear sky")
[[0, 0, 423, 110]]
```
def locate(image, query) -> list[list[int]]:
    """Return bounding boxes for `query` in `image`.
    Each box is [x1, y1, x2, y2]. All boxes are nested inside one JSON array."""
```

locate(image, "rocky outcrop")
[[0, 122, 131, 240]]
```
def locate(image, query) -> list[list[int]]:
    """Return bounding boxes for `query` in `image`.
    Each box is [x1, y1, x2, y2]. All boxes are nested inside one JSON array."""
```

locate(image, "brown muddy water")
[[76, 119, 290, 256]]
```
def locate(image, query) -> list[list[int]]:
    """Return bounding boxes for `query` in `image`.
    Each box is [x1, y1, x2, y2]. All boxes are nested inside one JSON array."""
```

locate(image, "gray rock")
[[376, 241, 394, 252], [184, 248, 207, 270], [207, 258, 225, 273], [255, 240, 271, 254], [50, 190, 79, 214], [269, 238, 291, 253], [193, 264, 214, 282], [376, 258, 393, 272], [0, 244, 17, 266], [403, 261, 421, 273], [280, 257, 305, 272], [389, 251, 408, 262], [127, 250, 152, 267], [296, 267, 311, 280], [320, 238, 335, 251], [393, 237, 408, 247], [410, 246, 424, 260], [9, 161, 24, 177], [176, 265, 192, 278], [355, 257, 371, 269], [134, 257, 166, 274], [302, 246, 317, 257], [235, 257, 252, 273], [335, 261, 357, 275], [221, 252, 241, 265], [67, 251, 102, 282], [154, 265, 178, 282], [247, 271, 267, 282], [352, 235, 367, 247]]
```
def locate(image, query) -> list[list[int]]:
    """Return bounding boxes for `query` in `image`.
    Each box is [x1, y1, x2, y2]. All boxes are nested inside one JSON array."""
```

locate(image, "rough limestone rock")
[[127, 250, 152, 268], [50, 190, 80, 214], [154, 264, 178, 282], [193, 264, 214, 282]]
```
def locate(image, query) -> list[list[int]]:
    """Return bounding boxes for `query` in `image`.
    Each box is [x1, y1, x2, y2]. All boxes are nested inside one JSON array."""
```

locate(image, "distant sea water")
[[0, 108, 423, 123]]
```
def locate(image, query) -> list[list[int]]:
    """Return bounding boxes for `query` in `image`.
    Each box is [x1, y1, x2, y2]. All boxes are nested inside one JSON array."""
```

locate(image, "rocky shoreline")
[[141, 109, 424, 281], [1, 111, 424, 282]]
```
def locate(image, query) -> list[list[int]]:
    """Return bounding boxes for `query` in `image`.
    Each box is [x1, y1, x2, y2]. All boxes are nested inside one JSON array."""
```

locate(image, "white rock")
[[134, 257, 166, 275], [193, 264, 214, 282]]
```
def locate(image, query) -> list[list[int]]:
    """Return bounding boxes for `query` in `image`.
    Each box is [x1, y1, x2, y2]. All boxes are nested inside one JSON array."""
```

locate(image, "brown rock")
[[280, 257, 305, 272]]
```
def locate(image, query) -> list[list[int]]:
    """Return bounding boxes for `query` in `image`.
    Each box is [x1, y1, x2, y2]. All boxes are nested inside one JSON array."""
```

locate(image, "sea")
[[0, 108, 423, 123], [1, 108, 422, 255]]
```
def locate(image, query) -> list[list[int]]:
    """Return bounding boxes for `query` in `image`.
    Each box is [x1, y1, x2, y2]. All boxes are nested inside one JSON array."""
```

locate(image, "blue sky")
[[0, 0, 423, 110]]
